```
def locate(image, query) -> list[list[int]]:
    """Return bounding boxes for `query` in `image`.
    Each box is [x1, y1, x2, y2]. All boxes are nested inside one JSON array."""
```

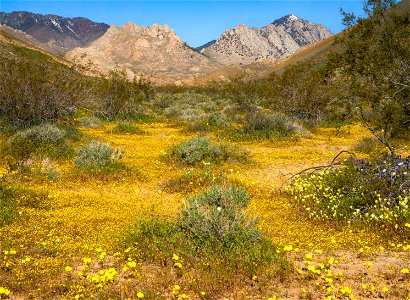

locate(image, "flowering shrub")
[[288, 156, 410, 231]]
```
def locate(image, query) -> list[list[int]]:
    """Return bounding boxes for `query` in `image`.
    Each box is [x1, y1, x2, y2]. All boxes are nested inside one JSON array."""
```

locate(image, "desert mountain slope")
[[0, 11, 109, 54], [200, 14, 332, 65], [66, 22, 219, 83]]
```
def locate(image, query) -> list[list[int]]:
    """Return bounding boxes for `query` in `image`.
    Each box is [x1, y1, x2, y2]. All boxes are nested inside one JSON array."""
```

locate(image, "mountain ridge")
[[201, 14, 332, 65], [0, 11, 110, 54]]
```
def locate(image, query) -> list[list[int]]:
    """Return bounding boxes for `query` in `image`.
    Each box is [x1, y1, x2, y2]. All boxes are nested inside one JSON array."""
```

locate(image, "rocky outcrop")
[[0, 11, 109, 54], [200, 14, 332, 65], [66, 22, 218, 83]]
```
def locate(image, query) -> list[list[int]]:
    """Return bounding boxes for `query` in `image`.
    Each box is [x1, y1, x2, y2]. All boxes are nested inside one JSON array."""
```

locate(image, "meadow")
[[0, 120, 409, 299]]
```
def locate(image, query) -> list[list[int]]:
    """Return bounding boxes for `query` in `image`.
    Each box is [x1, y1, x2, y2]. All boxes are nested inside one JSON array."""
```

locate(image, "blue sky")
[[1, 1, 364, 47]]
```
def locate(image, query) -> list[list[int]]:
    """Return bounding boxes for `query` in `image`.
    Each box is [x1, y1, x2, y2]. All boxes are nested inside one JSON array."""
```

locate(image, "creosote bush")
[[170, 136, 249, 165], [124, 186, 287, 289], [3, 124, 72, 161], [75, 140, 124, 171]]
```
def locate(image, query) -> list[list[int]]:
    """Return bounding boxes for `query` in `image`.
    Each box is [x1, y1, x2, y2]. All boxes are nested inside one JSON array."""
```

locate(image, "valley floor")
[[0, 122, 409, 299]]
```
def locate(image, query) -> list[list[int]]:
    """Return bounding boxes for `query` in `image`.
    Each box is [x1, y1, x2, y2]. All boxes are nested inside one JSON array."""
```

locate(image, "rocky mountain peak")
[[66, 22, 218, 83], [200, 14, 332, 65], [272, 14, 300, 25], [0, 11, 109, 54]]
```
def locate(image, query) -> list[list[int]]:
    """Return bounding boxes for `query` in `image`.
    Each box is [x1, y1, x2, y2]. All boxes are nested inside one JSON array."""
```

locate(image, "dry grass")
[[0, 122, 409, 299]]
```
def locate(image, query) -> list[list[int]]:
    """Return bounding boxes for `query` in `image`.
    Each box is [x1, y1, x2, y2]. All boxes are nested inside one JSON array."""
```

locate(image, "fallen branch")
[[279, 150, 356, 192]]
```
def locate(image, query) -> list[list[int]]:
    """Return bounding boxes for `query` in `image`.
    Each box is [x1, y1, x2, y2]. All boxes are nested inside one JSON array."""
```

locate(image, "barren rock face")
[[66, 22, 218, 83], [200, 14, 332, 65], [0, 11, 109, 54]]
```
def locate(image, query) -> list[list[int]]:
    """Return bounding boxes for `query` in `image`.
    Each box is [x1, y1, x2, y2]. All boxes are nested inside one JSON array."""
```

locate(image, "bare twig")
[[279, 150, 356, 192]]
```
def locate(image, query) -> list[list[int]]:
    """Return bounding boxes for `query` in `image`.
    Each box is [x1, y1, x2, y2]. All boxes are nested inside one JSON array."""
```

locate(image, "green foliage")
[[124, 186, 287, 285], [180, 186, 260, 243], [0, 182, 17, 226], [0, 40, 86, 125], [170, 136, 249, 165], [328, 0, 410, 154], [3, 124, 72, 161], [243, 111, 298, 139], [75, 140, 124, 171], [288, 156, 410, 233], [76, 116, 104, 129], [353, 136, 385, 155], [98, 69, 154, 118], [110, 122, 145, 135]]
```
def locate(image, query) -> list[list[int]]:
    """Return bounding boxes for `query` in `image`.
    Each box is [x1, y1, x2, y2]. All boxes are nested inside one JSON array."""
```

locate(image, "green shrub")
[[4, 124, 72, 160], [124, 186, 287, 287], [110, 122, 145, 135], [76, 116, 103, 129], [186, 112, 231, 133], [243, 111, 297, 139], [75, 140, 124, 171], [180, 186, 260, 243], [170, 136, 249, 165]]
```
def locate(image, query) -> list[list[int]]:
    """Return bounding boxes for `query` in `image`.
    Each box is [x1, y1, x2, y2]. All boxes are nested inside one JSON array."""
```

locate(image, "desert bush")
[[98, 69, 154, 118], [110, 122, 145, 135], [124, 186, 286, 286], [75, 140, 124, 171], [180, 186, 260, 243], [287, 156, 410, 233], [243, 111, 297, 138], [186, 112, 231, 133], [76, 116, 104, 129], [3, 124, 72, 160], [170, 136, 249, 165], [0, 44, 86, 125]]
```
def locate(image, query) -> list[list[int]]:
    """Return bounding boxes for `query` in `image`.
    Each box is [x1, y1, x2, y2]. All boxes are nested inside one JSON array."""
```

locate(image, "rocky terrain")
[[200, 14, 332, 65], [0, 11, 333, 82], [0, 11, 109, 54], [66, 22, 219, 84]]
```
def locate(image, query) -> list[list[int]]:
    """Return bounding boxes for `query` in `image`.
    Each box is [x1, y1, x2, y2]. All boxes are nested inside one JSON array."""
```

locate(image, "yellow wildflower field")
[[0, 122, 409, 299]]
